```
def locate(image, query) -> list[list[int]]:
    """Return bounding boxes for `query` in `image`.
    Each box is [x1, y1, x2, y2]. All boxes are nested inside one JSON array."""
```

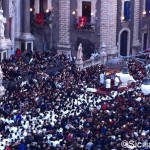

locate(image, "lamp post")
[[141, 78, 150, 95]]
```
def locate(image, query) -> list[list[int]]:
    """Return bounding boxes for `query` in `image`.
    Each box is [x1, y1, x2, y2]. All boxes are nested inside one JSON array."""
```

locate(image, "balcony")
[[73, 16, 96, 32]]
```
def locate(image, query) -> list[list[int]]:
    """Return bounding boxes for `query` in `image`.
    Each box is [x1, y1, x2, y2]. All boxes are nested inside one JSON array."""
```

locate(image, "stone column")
[[57, 0, 71, 56], [100, 0, 118, 59], [19, 0, 35, 51], [22, 0, 30, 33], [2, 0, 9, 39], [14, 0, 21, 38], [132, 0, 140, 49]]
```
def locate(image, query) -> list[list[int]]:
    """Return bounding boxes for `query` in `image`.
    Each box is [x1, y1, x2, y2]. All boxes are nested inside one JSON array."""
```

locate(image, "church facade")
[[1, 0, 150, 61]]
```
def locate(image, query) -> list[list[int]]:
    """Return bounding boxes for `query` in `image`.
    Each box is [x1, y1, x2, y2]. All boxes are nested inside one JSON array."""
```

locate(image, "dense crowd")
[[0, 50, 150, 150]]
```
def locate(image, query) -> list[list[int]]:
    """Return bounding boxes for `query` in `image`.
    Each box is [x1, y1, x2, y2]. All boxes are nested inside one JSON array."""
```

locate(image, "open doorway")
[[143, 33, 148, 50]]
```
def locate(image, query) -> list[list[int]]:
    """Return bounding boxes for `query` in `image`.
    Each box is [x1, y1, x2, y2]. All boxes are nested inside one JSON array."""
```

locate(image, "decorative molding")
[[9, 0, 15, 18], [76, 0, 97, 17], [58, 0, 71, 46], [121, 21, 129, 27], [132, 0, 140, 47], [142, 24, 150, 31]]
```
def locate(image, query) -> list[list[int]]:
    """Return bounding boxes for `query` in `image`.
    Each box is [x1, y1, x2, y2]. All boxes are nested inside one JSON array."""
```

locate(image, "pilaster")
[[100, 0, 118, 56], [14, 0, 21, 38], [57, 0, 71, 56], [19, 0, 35, 51], [132, 0, 140, 47]]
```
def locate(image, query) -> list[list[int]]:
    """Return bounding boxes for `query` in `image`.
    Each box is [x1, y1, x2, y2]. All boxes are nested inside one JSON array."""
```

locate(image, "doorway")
[[143, 33, 148, 50], [82, 1, 91, 23], [120, 30, 128, 56]]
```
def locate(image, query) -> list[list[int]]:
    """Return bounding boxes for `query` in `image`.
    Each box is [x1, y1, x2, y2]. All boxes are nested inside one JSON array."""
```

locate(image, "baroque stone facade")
[[1, 0, 150, 60], [100, 0, 117, 56]]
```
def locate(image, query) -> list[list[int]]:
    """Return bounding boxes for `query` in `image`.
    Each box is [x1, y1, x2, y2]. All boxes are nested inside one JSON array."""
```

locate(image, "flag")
[[78, 16, 87, 28]]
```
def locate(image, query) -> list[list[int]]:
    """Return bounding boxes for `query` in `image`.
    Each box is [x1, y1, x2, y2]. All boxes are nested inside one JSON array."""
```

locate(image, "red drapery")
[[35, 13, 44, 25], [78, 16, 87, 28], [144, 49, 150, 53]]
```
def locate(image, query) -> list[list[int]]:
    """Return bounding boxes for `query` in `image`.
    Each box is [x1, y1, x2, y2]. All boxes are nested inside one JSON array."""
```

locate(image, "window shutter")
[[124, 1, 131, 20]]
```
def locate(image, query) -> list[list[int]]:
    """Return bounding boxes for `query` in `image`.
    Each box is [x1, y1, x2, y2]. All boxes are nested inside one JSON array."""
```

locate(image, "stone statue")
[[0, 0, 6, 39], [77, 43, 83, 61], [0, 21, 4, 38]]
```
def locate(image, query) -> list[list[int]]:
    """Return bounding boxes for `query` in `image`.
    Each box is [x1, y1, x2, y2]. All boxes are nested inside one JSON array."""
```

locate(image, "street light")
[[141, 77, 150, 95]]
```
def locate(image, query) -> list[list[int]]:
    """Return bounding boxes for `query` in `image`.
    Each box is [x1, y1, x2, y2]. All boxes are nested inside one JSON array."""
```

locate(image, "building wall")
[[117, 0, 134, 55], [2, 0, 150, 58], [52, 0, 60, 48], [69, 0, 100, 57], [139, 0, 150, 51]]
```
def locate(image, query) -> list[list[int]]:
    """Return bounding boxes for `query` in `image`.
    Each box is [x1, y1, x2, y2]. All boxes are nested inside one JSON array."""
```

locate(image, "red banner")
[[35, 13, 44, 25], [78, 16, 87, 28]]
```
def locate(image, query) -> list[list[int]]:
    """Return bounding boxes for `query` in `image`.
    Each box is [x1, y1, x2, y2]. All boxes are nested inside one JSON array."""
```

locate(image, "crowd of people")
[[0, 50, 149, 150]]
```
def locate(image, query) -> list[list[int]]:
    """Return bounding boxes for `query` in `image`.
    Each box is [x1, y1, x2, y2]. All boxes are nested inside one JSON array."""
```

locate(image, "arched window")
[[120, 31, 128, 56]]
